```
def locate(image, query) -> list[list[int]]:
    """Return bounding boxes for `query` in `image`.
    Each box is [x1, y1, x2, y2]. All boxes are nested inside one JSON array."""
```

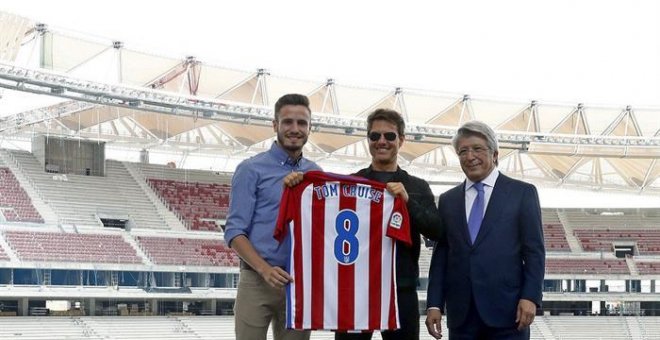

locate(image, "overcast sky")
[[3, 0, 660, 107]]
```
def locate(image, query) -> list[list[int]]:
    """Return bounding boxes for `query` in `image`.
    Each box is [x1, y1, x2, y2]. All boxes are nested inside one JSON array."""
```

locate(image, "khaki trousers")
[[234, 269, 310, 340]]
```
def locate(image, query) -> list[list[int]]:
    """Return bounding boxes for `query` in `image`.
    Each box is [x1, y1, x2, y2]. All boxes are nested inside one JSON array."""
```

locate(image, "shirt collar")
[[465, 168, 499, 192], [269, 141, 303, 168], [363, 164, 402, 174]]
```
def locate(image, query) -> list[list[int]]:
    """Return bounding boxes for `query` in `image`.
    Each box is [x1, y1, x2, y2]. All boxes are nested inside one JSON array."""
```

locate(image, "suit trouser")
[[234, 268, 310, 340], [448, 294, 529, 340], [335, 286, 420, 340]]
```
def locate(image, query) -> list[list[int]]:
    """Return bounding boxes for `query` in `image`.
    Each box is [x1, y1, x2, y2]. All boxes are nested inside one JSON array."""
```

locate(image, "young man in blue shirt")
[[224, 93, 321, 340]]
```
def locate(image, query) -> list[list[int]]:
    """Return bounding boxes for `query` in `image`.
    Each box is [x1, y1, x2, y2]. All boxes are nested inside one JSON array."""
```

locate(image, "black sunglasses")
[[368, 132, 398, 142]]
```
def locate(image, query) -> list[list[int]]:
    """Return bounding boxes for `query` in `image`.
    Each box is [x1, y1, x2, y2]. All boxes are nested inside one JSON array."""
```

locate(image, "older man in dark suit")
[[425, 121, 545, 340]]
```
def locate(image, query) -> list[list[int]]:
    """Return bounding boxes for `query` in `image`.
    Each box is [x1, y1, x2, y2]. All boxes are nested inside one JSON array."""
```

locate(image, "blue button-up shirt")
[[224, 142, 321, 267]]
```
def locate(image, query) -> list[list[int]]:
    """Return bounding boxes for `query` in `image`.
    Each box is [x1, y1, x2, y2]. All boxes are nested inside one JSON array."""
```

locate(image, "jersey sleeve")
[[385, 196, 412, 246], [274, 185, 296, 243]]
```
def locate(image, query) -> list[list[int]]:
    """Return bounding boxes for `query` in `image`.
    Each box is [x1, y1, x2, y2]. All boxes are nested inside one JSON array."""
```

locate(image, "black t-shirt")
[[369, 170, 396, 184]]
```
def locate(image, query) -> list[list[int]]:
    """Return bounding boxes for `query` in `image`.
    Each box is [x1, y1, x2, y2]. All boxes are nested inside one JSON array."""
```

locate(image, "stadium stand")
[[544, 223, 571, 252], [147, 179, 229, 231], [134, 162, 233, 185], [639, 316, 660, 338], [0, 243, 8, 261], [132, 162, 232, 231], [0, 167, 43, 223], [1, 152, 660, 338], [0, 316, 447, 340], [136, 236, 238, 266], [562, 209, 647, 229], [545, 258, 630, 275], [7, 151, 171, 229], [177, 315, 238, 339], [542, 315, 633, 339], [418, 243, 433, 278], [0, 316, 103, 339], [4, 230, 142, 264], [574, 229, 660, 255], [82, 316, 199, 339], [3, 315, 660, 339], [635, 261, 660, 275]]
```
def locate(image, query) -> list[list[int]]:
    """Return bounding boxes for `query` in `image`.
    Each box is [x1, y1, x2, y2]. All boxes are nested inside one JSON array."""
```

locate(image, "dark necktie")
[[467, 182, 485, 244]]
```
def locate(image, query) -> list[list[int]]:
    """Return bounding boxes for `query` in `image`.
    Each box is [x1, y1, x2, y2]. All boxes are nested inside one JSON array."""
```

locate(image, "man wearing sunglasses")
[[333, 108, 444, 340]]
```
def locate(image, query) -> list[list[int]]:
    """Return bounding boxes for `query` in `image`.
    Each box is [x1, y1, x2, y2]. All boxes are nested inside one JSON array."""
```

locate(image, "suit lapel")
[[472, 174, 512, 248], [454, 182, 472, 247]]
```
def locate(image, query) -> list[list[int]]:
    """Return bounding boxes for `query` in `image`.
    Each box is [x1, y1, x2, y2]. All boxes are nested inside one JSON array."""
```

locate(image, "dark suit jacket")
[[426, 173, 545, 329]]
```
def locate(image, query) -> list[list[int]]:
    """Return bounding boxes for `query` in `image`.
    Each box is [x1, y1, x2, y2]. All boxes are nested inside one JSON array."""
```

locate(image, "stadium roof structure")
[[0, 11, 659, 194]]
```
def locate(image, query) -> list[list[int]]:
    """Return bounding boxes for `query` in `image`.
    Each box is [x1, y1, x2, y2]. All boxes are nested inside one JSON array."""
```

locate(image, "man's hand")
[[386, 182, 409, 202], [516, 299, 536, 330], [230, 235, 292, 289], [283, 171, 304, 187], [425, 309, 443, 339], [258, 265, 293, 289]]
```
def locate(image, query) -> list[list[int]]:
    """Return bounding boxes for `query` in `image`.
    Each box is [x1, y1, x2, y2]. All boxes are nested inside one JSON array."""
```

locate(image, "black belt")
[[239, 260, 284, 272]]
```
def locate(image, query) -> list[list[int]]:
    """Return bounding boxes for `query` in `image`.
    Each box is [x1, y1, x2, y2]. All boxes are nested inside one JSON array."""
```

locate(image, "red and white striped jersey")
[[274, 171, 411, 331]]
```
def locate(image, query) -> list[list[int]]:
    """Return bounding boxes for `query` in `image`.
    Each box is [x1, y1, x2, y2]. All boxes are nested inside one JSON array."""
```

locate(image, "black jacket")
[[355, 166, 444, 288]]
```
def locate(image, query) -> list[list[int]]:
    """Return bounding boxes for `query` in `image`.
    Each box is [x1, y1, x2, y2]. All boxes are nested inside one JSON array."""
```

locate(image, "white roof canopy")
[[0, 11, 658, 194]]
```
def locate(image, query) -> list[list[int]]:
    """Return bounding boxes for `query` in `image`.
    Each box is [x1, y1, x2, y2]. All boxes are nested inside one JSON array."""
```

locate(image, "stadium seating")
[[1, 315, 660, 339], [177, 316, 242, 340], [545, 258, 630, 274], [0, 167, 44, 223], [134, 162, 233, 185], [574, 229, 660, 255], [8, 151, 169, 229], [540, 209, 572, 252], [4, 230, 142, 264], [82, 316, 197, 339], [0, 245, 8, 261], [543, 224, 571, 252], [542, 315, 633, 339], [635, 261, 660, 275], [418, 244, 433, 277], [136, 236, 238, 266], [2, 149, 660, 339], [639, 316, 660, 338], [0, 315, 449, 340], [0, 316, 103, 339], [130, 162, 232, 231], [147, 179, 229, 231], [177, 316, 448, 340]]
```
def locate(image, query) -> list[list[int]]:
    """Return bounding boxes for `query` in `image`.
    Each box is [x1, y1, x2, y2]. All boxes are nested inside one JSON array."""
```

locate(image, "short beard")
[[277, 135, 306, 154]]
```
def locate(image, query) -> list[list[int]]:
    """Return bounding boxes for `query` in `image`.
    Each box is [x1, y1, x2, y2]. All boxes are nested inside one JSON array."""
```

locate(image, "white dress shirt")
[[464, 169, 499, 221]]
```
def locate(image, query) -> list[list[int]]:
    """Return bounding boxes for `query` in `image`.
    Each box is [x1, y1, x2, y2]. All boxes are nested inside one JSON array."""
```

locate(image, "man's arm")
[[518, 183, 545, 305], [230, 235, 292, 289], [406, 179, 444, 241], [517, 183, 545, 329], [426, 193, 449, 306], [224, 162, 291, 289], [426, 236, 448, 309], [426, 229, 448, 339]]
